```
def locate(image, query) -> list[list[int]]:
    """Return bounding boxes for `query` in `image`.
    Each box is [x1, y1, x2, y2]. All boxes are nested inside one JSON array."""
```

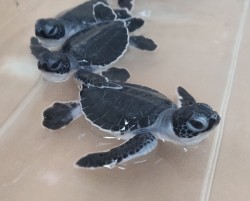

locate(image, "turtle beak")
[[37, 61, 48, 71], [211, 111, 221, 126], [35, 19, 45, 37], [35, 26, 42, 37]]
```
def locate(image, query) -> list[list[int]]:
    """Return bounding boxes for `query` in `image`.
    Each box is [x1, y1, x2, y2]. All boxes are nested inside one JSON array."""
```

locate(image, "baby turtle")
[[35, 0, 144, 49], [30, 2, 157, 82], [43, 70, 220, 168]]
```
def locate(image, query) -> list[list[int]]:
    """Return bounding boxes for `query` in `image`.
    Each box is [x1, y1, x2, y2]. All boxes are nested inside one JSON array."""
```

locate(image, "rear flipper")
[[113, 9, 144, 32], [126, 18, 144, 32], [129, 35, 157, 51], [93, 2, 117, 22], [43, 102, 81, 130], [30, 37, 49, 59], [114, 9, 131, 19], [76, 131, 157, 168], [101, 67, 130, 83], [75, 69, 122, 89], [118, 0, 134, 11]]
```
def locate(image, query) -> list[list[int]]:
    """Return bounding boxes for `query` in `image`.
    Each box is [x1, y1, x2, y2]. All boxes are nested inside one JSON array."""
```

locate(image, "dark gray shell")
[[59, 0, 107, 23], [80, 83, 174, 133], [62, 20, 128, 66]]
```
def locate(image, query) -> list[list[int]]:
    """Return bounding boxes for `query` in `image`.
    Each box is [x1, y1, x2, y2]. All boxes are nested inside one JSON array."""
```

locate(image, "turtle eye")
[[50, 60, 61, 70], [45, 23, 57, 35], [47, 26, 58, 36], [48, 26, 56, 35], [189, 120, 204, 129], [187, 117, 208, 132]]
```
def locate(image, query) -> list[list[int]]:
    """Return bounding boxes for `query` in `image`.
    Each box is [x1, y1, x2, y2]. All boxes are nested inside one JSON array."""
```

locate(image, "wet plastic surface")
[[1, 0, 250, 201]]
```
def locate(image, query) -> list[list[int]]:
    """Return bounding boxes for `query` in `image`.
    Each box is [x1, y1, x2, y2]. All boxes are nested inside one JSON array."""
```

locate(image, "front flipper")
[[118, 0, 134, 11], [101, 67, 130, 83], [93, 2, 117, 22], [129, 35, 157, 51], [76, 131, 157, 168], [75, 69, 122, 89], [177, 86, 196, 107], [126, 18, 144, 32], [30, 37, 49, 60], [43, 102, 81, 130]]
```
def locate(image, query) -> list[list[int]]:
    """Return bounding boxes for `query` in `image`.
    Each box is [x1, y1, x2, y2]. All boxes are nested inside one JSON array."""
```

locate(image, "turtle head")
[[171, 103, 220, 145], [38, 52, 72, 82], [35, 18, 65, 40]]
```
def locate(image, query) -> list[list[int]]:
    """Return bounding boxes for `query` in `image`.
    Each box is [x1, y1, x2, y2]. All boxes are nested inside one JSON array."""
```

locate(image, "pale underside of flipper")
[[177, 86, 196, 107], [43, 102, 81, 130], [76, 131, 157, 168], [30, 37, 49, 60]]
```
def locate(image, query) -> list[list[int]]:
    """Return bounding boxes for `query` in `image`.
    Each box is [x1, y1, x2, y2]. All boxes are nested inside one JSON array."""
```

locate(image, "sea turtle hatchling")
[[42, 70, 221, 168], [30, 2, 157, 82], [35, 0, 144, 49]]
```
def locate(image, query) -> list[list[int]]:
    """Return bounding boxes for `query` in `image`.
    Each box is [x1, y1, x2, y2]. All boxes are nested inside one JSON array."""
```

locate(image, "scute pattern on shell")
[[80, 83, 173, 134], [62, 20, 128, 67]]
